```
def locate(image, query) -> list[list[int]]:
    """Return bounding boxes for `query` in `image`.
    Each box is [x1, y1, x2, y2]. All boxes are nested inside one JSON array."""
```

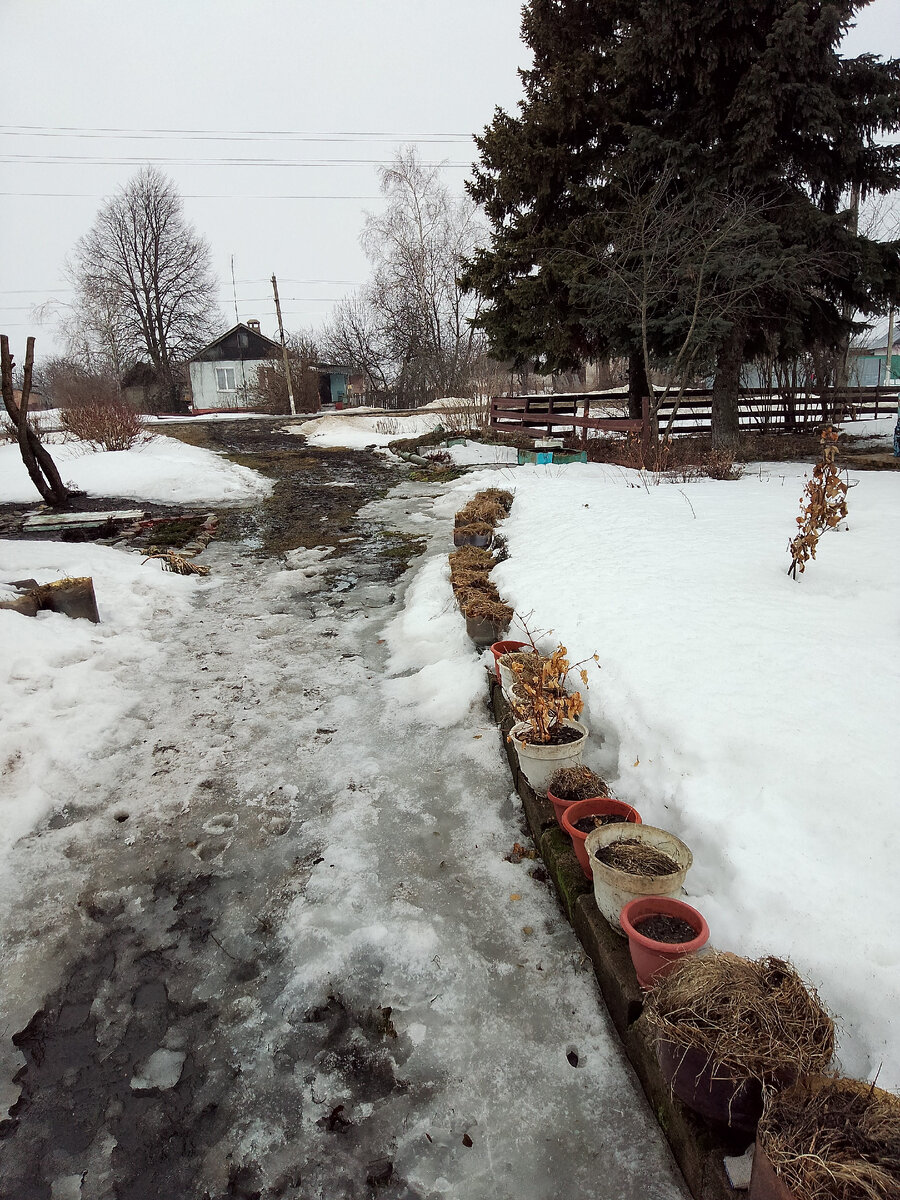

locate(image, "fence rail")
[[489, 387, 898, 440]]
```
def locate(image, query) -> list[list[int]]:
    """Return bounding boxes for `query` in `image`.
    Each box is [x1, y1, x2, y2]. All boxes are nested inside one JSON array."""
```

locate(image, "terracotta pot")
[[749, 1143, 794, 1200], [619, 896, 709, 988], [508, 720, 588, 793], [656, 1037, 765, 1134], [560, 797, 641, 879], [489, 639, 527, 683]]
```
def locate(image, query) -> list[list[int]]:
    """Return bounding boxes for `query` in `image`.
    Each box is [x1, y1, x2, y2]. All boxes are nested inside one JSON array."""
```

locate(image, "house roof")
[[190, 322, 282, 363]]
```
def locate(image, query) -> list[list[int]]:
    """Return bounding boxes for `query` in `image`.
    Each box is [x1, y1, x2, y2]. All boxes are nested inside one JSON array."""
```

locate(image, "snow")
[[444, 439, 518, 466], [0, 488, 687, 1198], [291, 411, 446, 448], [130, 1048, 186, 1091], [436, 459, 899, 1089], [0, 541, 201, 862], [0, 434, 272, 505]]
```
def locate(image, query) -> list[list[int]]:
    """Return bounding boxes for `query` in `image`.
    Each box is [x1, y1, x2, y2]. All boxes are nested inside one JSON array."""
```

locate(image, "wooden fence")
[[490, 386, 898, 441]]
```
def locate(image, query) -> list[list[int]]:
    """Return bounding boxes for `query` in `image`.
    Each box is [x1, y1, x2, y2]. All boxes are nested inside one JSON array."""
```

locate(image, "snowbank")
[[289, 411, 445, 449], [0, 541, 200, 861], [0, 435, 272, 505], [444, 439, 518, 466], [442, 460, 900, 1088]]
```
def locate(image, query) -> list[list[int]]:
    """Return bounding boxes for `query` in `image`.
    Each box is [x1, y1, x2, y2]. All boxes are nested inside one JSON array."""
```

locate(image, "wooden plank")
[[23, 509, 145, 530]]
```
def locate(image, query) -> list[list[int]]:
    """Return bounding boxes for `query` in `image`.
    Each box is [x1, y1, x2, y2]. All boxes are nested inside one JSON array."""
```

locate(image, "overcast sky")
[[2, 0, 898, 363]]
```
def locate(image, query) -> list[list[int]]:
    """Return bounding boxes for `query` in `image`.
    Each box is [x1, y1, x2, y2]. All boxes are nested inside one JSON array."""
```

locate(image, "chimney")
[[247, 318, 261, 334]]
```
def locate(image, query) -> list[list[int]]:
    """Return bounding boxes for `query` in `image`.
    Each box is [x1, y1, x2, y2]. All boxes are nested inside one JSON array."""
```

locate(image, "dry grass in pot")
[[455, 581, 502, 609], [460, 594, 514, 624], [547, 765, 611, 802], [448, 545, 496, 574], [594, 839, 678, 876], [645, 952, 835, 1084], [455, 519, 494, 537], [758, 1076, 900, 1200]]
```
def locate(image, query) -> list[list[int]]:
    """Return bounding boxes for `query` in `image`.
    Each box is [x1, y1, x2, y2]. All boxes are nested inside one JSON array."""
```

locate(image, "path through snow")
[[0, 478, 687, 1200]]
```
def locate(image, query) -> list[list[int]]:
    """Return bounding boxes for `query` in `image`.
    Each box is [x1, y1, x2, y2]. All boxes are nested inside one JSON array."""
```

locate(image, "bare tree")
[[70, 167, 220, 405], [249, 332, 322, 414], [323, 147, 487, 407], [566, 169, 818, 444], [1, 336, 71, 506]]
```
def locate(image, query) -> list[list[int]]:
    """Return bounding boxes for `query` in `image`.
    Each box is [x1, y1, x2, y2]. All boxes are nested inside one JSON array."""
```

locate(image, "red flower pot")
[[619, 896, 710, 989], [489, 639, 527, 682], [560, 797, 641, 879]]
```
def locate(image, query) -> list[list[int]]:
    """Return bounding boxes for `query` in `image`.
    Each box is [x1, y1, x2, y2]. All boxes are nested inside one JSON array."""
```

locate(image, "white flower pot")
[[584, 822, 693, 934], [508, 719, 588, 793]]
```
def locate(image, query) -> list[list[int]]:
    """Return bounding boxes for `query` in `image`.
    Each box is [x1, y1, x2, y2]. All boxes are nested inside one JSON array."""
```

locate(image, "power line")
[[0, 126, 472, 145], [0, 123, 472, 140], [0, 153, 469, 167], [0, 191, 384, 200]]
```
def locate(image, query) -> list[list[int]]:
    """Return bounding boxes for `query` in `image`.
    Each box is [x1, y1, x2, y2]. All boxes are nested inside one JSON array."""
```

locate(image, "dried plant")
[[507, 643, 597, 744], [759, 1076, 900, 1200], [546, 765, 611, 802], [143, 551, 209, 577], [645, 952, 835, 1084], [788, 426, 849, 579]]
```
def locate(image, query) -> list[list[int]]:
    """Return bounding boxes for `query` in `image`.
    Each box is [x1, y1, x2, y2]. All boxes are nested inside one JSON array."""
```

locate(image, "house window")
[[216, 367, 236, 392]]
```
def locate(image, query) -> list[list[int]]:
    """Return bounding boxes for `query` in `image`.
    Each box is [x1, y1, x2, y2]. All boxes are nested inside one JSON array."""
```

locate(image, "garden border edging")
[[488, 673, 750, 1200]]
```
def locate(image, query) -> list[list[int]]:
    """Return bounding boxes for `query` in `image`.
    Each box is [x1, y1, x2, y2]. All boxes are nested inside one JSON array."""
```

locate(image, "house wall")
[[189, 359, 261, 410]]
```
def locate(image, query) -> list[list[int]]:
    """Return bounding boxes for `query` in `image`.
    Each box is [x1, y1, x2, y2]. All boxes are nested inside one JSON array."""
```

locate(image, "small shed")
[[189, 321, 282, 411]]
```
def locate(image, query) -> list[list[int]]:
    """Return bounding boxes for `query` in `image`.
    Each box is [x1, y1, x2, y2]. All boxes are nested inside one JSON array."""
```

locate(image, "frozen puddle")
[[0, 479, 687, 1199]]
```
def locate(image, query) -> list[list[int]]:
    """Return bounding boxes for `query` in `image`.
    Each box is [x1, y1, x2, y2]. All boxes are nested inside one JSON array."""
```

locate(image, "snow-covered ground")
[[293, 411, 447, 449], [0, 434, 272, 505], [434, 459, 900, 1090], [0, 484, 686, 1198]]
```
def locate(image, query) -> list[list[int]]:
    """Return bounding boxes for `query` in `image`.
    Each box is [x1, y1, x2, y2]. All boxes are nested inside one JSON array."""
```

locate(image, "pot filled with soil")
[[619, 895, 709, 988], [584, 822, 693, 931], [546, 764, 611, 825], [645, 953, 835, 1135], [560, 796, 642, 878], [751, 1075, 900, 1200], [459, 595, 513, 649], [489, 639, 528, 682], [509, 719, 588, 793]]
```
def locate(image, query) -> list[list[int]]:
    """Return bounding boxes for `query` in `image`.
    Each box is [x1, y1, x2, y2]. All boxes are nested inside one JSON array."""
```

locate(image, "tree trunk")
[[1, 335, 71, 507], [627, 350, 648, 420], [711, 324, 744, 450]]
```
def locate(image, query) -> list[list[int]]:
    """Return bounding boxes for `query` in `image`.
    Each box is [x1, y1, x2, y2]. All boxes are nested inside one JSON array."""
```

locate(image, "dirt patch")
[[633, 914, 697, 943]]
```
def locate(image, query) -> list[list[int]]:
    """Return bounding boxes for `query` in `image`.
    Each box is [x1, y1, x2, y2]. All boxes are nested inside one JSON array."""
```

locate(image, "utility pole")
[[885, 304, 896, 386], [271, 273, 296, 416]]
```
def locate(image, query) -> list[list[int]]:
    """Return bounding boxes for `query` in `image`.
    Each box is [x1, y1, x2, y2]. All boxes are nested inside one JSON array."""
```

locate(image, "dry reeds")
[[143, 551, 210, 577], [645, 952, 835, 1084], [451, 490, 515, 630], [759, 1076, 900, 1200], [547, 765, 611, 802]]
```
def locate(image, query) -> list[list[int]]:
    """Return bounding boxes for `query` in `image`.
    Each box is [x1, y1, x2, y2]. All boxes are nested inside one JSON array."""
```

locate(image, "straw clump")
[[645, 952, 835, 1084], [759, 1077, 900, 1200], [594, 839, 678, 876], [547, 764, 611, 802]]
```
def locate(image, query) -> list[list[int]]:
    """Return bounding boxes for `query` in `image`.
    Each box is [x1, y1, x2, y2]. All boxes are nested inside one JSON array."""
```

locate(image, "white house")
[[188, 321, 282, 411]]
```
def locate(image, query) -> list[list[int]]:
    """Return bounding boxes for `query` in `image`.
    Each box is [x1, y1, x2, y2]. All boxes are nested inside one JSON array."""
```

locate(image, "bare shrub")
[[61, 394, 149, 451]]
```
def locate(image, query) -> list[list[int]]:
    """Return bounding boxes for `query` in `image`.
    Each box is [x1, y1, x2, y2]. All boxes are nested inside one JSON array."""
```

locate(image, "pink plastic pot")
[[619, 896, 709, 989], [489, 640, 527, 682], [560, 797, 641, 879]]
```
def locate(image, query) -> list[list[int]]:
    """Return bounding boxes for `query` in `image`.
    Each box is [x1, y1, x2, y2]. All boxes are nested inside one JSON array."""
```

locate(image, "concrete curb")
[[488, 674, 750, 1199]]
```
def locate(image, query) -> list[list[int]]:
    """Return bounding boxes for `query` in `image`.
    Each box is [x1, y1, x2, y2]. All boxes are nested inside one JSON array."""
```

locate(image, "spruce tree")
[[465, 0, 900, 447]]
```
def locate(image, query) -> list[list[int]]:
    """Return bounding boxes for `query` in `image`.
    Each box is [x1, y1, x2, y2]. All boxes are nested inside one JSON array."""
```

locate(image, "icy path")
[[0, 482, 687, 1200]]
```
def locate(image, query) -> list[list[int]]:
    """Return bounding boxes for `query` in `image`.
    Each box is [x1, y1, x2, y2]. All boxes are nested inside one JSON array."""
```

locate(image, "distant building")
[[848, 342, 900, 388], [188, 321, 282, 411]]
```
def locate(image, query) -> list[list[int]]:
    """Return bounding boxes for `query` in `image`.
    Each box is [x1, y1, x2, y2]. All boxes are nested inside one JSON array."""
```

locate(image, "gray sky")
[[2, 0, 898, 363]]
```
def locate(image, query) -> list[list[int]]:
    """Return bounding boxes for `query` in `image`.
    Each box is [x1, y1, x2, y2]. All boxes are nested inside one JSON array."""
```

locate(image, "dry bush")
[[546, 765, 611, 801], [788, 426, 848, 578], [759, 1076, 900, 1200], [61, 395, 149, 451], [645, 952, 835, 1083]]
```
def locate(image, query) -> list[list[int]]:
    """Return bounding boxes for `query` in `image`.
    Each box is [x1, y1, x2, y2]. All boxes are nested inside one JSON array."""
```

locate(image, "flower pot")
[[584, 823, 693, 933], [619, 896, 709, 988], [489, 639, 527, 683], [656, 1037, 766, 1134], [559, 797, 642, 878], [453, 528, 493, 548], [508, 720, 588, 793], [749, 1144, 795, 1200], [466, 614, 508, 648]]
